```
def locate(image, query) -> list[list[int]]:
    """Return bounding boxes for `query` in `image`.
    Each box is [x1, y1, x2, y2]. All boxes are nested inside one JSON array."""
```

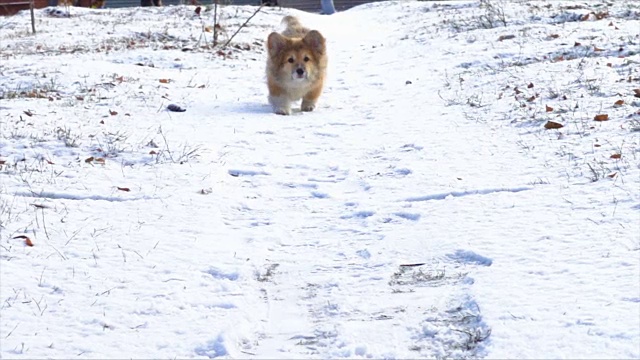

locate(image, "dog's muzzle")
[[293, 67, 306, 79]]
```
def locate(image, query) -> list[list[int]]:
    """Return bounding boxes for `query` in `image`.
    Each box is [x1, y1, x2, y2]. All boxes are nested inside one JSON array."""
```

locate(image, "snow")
[[1, 0, 639, 358]]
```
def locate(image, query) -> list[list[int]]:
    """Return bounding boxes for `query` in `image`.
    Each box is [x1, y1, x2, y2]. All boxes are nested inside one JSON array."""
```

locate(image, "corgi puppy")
[[266, 16, 327, 115]]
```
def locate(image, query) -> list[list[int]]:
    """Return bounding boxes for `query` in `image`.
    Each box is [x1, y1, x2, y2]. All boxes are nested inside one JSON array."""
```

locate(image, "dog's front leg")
[[301, 83, 323, 112], [269, 95, 292, 116]]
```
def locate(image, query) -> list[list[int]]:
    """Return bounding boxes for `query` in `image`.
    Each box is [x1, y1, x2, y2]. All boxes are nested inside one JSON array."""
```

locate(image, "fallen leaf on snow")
[[614, 100, 624, 107], [546, 105, 554, 112], [610, 154, 621, 159], [498, 34, 515, 41], [544, 121, 564, 129], [633, 89, 640, 98], [607, 172, 617, 178], [594, 114, 609, 121], [109, 109, 118, 116], [24, 110, 34, 117], [13, 235, 34, 247], [117, 187, 130, 192], [159, 79, 171, 84], [527, 83, 534, 88], [167, 104, 186, 112]]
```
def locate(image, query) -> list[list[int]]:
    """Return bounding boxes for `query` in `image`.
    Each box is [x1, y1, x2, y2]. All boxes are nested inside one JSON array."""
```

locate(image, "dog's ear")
[[303, 30, 325, 56], [267, 32, 286, 57]]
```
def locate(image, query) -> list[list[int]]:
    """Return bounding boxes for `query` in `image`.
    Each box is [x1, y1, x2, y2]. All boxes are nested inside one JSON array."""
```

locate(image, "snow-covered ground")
[[1, 0, 639, 358]]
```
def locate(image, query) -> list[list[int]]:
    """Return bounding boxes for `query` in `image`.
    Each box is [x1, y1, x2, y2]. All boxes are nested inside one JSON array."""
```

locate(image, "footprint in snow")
[[195, 334, 227, 358], [228, 169, 270, 177], [204, 267, 240, 281], [341, 210, 375, 219], [446, 249, 493, 266]]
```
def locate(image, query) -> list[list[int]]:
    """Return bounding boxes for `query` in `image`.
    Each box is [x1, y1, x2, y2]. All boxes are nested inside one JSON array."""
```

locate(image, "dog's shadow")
[[238, 102, 306, 116], [242, 102, 273, 114]]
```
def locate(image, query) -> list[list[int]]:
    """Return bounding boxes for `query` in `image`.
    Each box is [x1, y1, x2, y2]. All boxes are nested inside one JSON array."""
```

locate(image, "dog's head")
[[267, 30, 326, 82]]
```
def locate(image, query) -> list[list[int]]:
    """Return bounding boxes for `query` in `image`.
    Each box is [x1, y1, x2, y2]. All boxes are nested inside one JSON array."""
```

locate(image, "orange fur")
[[266, 16, 327, 115]]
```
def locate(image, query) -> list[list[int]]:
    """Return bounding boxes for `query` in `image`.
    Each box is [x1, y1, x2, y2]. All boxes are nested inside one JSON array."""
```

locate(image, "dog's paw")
[[274, 107, 291, 115], [301, 103, 316, 112]]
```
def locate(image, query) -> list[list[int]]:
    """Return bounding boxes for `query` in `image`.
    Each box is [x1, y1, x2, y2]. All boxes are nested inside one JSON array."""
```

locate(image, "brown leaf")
[[607, 172, 617, 178], [527, 95, 536, 102], [610, 153, 621, 159], [13, 235, 33, 247], [85, 156, 95, 163], [46, 160, 54, 165], [606, 63, 612, 67], [76, 95, 84, 101], [23, 110, 33, 117], [544, 121, 564, 129], [594, 114, 609, 121], [31, 203, 48, 209], [580, 13, 590, 21], [608, 21, 614, 26], [614, 100, 624, 106], [198, 84, 206, 89], [117, 187, 131, 192], [514, 87, 522, 95], [100, 120, 105, 124], [527, 83, 534, 88], [594, 11, 608, 20], [159, 79, 170, 84], [94, 158, 106, 164], [634, 89, 640, 98], [498, 34, 516, 41], [574, 42, 582, 47], [593, 46, 604, 52], [149, 150, 157, 155], [594, 144, 601, 147], [0, 160, 6, 165], [204, 26, 213, 33], [549, 34, 560, 39], [546, 105, 554, 112], [109, 109, 118, 116]]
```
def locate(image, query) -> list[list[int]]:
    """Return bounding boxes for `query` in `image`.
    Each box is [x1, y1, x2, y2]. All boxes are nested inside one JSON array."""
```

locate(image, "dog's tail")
[[280, 15, 310, 38]]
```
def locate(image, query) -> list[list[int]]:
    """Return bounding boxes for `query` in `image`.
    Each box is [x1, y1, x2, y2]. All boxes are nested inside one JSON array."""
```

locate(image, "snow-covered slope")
[[1, 1, 639, 358]]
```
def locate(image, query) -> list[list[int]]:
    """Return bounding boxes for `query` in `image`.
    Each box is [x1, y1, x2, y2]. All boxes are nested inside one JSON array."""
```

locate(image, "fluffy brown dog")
[[266, 16, 327, 115]]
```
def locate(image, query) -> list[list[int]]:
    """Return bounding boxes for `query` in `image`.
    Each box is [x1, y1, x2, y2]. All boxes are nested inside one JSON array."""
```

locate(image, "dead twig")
[[222, 5, 263, 49]]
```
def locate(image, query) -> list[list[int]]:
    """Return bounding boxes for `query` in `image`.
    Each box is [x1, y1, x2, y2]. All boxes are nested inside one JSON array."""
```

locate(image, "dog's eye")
[[287, 57, 294, 63], [303, 56, 310, 62]]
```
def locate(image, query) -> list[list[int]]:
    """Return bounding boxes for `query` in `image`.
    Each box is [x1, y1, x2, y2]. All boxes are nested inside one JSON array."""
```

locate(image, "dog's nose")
[[296, 68, 304, 76]]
